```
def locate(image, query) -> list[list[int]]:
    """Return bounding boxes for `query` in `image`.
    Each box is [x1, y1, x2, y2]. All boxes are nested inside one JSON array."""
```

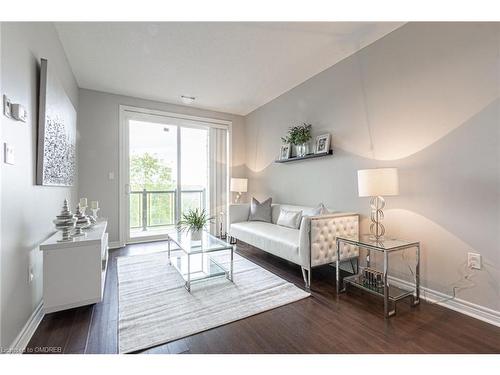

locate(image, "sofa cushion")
[[249, 197, 272, 222], [230, 221, 300, 264], [276, 208, 302, 229]]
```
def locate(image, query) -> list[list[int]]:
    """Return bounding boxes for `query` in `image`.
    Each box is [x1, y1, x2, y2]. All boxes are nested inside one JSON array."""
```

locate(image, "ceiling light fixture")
[[180, 95, 196, 105]]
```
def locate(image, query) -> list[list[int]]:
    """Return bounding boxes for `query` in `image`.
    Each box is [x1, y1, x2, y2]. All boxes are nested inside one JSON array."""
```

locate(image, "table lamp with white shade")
[[357, 168, 399, 239], [230, 178, 248, 203]]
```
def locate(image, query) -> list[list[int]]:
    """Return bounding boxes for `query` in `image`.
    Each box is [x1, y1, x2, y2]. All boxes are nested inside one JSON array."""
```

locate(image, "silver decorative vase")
[[191, 229, 202, 242], [296, 143, 308, 157], [73, 204, 90, 237], [53, 199, 76, 242]]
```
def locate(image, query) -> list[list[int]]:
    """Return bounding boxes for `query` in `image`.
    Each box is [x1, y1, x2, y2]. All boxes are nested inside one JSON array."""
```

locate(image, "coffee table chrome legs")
[[414, 244, 420, 306], [229, 245, 234, 281], [223, 246, 235, 283], [167, 238, 171, 263], [383, 251, 396, 318], [335, 240, 346, 294], [186, 252, 191, 292]]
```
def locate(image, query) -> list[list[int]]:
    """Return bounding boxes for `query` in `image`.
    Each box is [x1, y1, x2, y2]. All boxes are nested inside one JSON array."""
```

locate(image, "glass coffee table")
[[166, 230, 234, 292]]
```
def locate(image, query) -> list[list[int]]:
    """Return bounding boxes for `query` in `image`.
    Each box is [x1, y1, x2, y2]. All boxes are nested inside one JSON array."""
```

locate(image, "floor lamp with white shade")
[[357, 168, 399, 239]]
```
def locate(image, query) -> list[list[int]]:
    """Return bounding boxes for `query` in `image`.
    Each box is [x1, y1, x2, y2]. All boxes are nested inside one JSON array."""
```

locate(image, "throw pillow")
[[248, 197, 272, 222], [318, 203, 331, 215], [277, 208, 303, 229], [303, 203, 330, 217]]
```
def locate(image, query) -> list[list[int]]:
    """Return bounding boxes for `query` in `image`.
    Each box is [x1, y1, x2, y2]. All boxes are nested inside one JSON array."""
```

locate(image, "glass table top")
[[337, 234, 419, 251], [172, 253, 227, 282], [166, 230, 233, 255]]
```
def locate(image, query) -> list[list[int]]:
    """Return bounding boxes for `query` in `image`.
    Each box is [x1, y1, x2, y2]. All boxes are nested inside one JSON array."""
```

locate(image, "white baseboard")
[[389, 277, 500, 327], [109, 241, 124, 249], [8, 301, 44, 354]]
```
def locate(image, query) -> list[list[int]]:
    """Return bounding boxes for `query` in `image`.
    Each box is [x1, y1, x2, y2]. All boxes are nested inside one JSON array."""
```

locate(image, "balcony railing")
[[130, 189, 206, 231]]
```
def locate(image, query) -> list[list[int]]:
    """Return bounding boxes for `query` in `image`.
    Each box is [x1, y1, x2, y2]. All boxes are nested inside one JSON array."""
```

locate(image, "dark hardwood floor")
[[26, 240, 500, 354]]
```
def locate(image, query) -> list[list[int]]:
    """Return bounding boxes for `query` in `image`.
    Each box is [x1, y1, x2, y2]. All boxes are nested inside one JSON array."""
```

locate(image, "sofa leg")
[[301, 267, 311, 290]]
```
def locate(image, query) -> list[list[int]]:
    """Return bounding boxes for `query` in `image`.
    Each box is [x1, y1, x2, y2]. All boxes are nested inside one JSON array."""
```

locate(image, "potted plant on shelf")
[[177, 208, 213, 241], [281, 123, 312, 157]]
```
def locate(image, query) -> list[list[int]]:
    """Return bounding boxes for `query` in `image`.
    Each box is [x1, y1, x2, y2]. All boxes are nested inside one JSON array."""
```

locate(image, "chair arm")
[[310, 213, 359, 267], [228, 204, 250, 225]]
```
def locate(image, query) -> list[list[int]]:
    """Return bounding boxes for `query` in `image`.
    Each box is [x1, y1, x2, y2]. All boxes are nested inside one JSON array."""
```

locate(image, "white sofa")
[[229, 203, 359, 288]]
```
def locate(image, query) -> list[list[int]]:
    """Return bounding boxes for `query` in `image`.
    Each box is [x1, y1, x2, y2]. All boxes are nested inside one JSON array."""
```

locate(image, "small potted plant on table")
[[281, 123, 312, 157], [177, 208, 213, 241]]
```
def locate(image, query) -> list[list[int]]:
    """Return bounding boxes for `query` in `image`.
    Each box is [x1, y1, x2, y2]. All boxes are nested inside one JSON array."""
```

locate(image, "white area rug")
[[117, 250, 309, 353]]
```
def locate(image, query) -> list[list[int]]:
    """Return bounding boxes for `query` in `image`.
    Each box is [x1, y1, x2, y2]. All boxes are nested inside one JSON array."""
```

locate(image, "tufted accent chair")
[[229, 203, 359, 289]]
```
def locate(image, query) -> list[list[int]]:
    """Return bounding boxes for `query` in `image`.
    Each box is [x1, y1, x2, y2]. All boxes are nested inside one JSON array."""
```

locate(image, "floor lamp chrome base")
[[369, 195, 385, 240]]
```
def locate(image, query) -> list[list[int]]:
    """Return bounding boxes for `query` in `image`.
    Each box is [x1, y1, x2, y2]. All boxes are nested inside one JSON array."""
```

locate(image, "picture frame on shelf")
[[314, 134, 331, 154], [279, 143, 291, 160]]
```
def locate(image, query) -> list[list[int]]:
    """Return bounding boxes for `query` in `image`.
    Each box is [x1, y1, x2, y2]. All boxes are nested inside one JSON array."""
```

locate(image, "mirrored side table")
[[336, 235, 420, 318]]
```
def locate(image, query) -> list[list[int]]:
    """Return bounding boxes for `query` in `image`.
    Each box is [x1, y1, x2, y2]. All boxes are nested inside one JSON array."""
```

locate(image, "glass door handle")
[[125, 184, 131, 195]]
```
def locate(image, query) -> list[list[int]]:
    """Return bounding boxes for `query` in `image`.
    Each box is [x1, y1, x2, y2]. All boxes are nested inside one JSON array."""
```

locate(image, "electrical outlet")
[[468, 252, 481, 270], [4, 143, 15, 165], [3, 95, 12, 118], [28, 266, 34, 283]]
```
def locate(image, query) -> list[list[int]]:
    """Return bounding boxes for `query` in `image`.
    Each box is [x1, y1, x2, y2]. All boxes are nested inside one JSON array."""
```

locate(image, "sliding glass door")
[[128, 119, 179, 239], [124, 111, 226, 243]]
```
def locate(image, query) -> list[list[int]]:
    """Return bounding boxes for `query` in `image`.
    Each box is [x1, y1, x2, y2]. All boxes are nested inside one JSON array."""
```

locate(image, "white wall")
[[0, 22, 79, 348], [244, 23, 500, 312], [77, 89, 246, 244], [0, 21, 3, 347]]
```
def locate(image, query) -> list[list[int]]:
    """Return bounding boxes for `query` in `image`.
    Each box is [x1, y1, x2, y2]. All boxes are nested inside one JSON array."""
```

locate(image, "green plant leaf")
[[281, 123, 312, 145], [176, 208, 214, 233]]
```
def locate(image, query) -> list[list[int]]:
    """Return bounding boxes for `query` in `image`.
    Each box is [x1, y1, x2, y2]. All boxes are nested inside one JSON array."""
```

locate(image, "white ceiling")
[[55, 22, 403, 115]]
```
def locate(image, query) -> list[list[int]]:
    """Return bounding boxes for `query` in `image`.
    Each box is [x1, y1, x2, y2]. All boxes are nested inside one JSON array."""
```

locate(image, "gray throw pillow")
[[249, 197, 272, 222]]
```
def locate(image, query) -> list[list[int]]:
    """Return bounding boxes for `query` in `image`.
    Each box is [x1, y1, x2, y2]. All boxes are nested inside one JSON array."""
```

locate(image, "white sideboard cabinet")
[[40, 221, 109, 313]]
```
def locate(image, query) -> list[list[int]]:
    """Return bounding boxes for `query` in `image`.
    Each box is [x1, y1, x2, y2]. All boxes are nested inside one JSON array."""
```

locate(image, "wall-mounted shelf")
[[275, 150, 333, 163]]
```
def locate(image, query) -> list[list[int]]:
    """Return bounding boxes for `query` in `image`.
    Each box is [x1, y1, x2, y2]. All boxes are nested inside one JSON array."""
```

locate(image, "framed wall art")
[[36, 58, 77, 187]]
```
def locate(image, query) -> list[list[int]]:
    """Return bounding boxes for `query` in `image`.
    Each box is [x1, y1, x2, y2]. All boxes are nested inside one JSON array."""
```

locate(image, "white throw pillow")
[[318, 203, 331, 215], [303, 203, 330, 217], [276, 208, 303, 229]]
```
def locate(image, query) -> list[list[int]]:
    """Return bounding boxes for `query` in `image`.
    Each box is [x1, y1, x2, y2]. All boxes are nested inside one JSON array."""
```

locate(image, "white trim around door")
[[118, 105, 232, 247]]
